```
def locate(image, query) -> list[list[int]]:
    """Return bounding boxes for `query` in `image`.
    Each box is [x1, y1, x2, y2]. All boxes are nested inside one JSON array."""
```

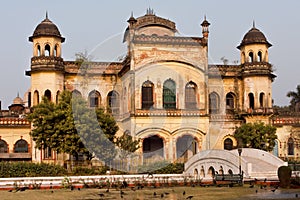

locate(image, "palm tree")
[[287, 85, 300, 112]]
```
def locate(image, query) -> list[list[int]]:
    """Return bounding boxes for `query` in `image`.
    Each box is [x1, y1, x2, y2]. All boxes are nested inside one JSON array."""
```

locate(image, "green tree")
[[27, 91, 119, 164], [287, 85, 300, 112], [115, 132, 140, 160], [234, 122, 277, 151]]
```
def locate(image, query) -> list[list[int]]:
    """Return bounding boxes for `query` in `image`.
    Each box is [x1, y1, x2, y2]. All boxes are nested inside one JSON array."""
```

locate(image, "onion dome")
[[29, 12, 65, 42], [237, 22, 271, 49]]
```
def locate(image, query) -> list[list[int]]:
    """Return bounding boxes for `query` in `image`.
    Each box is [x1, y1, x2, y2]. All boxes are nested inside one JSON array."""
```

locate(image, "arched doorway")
[[142, 135, 164, 164], [224, 138, 233, 150], [176, 135, 197, 162], [208, 166, 215, 178]]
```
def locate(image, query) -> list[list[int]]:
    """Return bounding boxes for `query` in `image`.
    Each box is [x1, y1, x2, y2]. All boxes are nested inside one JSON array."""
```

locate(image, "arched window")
[[72, 90, 82, 98], [54, 45, 58, 57], [163, 79, 176, 109], [226, 92, 235, 110], [44, 90, 51, 101], [89, 90, 101, 108], [14, 139, 28, 153], [141, 80, 154, 109], [45, 44, 51, 56], [56, 91, 60, 104], [0, 139, 8, 153], [107, 90, 120, 114], [248, 52, 254, 62], [37, 45, 41, 56], [185, 82, 197, 109], [288, 138, 294, 155], [208, 166, 215, 178], [258, 51, 262, 62], [209, 92, 220, 114], [259, 92, 265, 108], [224, 138, 233, 150], [33, 90, 39, 106], [248, 93, 254, 109]]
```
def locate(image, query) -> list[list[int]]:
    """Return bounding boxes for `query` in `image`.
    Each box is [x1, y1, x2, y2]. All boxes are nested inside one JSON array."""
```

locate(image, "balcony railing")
[[135, 109, 207, 117]]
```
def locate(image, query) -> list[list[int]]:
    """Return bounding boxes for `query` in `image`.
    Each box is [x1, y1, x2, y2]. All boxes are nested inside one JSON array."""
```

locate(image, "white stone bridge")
[[184, 148, 287, 180]]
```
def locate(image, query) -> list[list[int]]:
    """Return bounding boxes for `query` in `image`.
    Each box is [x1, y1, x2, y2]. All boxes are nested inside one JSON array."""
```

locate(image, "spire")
[[127, 11, 137, 25], [17, 92, 19, 98], [146, 7, 155, 15], [201, 15, 210, 38], [46, 11, 48, 19], [253, 20, 255, 28]]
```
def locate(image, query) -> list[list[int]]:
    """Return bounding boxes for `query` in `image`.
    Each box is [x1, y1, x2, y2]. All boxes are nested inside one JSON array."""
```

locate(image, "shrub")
[[278, 165, 292, 188], [0, 162, 67, 177], [137, 161, 184, 174]]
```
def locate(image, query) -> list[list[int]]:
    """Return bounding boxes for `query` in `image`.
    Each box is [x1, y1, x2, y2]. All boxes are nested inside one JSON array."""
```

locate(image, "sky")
[[0, 0, 299, 109]]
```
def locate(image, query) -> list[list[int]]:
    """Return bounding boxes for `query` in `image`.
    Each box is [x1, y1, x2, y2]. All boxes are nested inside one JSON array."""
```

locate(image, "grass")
[[0, 184, 300, 200]]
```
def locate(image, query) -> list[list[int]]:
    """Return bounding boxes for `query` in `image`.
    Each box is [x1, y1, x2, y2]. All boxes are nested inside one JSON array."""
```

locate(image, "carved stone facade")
[[9, 10, 296, 165]]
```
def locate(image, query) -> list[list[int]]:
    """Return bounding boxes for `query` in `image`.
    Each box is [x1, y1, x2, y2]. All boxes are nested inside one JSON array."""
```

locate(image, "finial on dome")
[[17, 92, 19, 98], [46, 11, 48, 19], [253, 20, 255, 28], [146, 7, 155, 15]]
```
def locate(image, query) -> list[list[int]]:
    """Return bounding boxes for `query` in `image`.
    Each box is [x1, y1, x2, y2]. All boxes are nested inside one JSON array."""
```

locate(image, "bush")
[[0, 162, 67, 178], [278, 165, 292, 188], [137, 161, 184, 174]]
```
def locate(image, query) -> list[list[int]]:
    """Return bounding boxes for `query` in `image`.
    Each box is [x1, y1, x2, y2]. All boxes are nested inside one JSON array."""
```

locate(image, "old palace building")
[[0, 9, 299, 166]]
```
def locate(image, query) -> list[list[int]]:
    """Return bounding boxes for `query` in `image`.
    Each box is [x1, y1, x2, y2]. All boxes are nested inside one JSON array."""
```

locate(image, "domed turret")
[[237, 22, 271, 49], [29, 12, 65, 42], [13, 95, 23, 105], [237, 22, 272, 64]]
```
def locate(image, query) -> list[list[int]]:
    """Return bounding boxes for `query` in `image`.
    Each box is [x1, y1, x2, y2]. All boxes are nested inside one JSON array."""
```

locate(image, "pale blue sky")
[[0, 0, 299, 108]]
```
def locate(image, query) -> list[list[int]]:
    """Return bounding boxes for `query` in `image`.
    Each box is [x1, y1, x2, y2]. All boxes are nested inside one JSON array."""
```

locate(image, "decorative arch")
[[222, 135, 237, 150], [54, 44, 60, 57], [44, 89, 51, 101], [209, 92, 220, 114], [226, 92, 235, 113], [88, 90, 101, 108], [0, 139, 8, 153], [288, 137, 294, 156], [176, 135, 198, 161], [163, 79, 176, 109], [248, 51, 254, 62], [35, 44, 41, 56], [14, 139, 28, 153], [45, 44, 51, 56], [72, 89, 82, 98], [33, 90, 39, 106], [257, 51, 263, 62], [56, 90, 60, 104], [141, 80, 154, 109], [224, 138, 233, 150], [208, 166, 216, 178], [142, 135, 165, 163], [107, 90, 120, 114], [185, 81, 197, 109], [248, 92, 254, 109], [259, 92, 265, 108]]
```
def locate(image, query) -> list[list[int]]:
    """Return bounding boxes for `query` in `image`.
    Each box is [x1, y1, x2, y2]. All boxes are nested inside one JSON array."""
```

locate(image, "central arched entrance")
[[176, 135, 198, 162], [142, 135, 164, 164]]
